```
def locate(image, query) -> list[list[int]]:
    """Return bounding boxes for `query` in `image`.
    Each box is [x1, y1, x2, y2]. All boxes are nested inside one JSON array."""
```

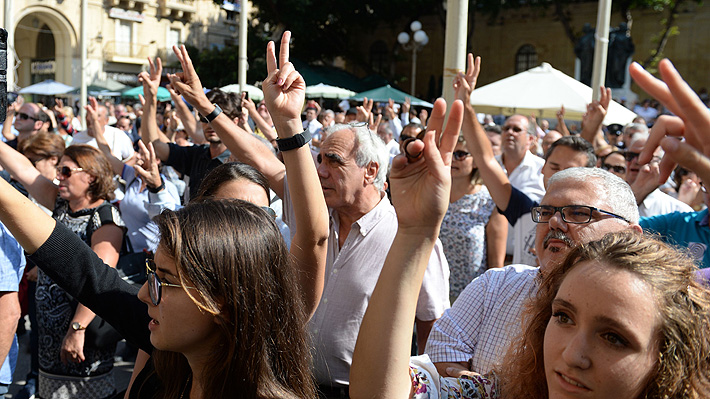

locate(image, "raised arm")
[[261, 31, 329, 315], [169, 32, 329, 315], [0, 139, 57, 210], [167, 45, 287, 198], [242, 94, 277, 144], [630, 59, 710, 182], [456, 53, 515, 211], [167, 83, 202, 144], [138, 57, 171, 162], [580, 86, 611, 149], [485, 208, 507, 269], [85, 97, 124, 176], [556, 105, 571, 136], [350, 98, 463, 399]]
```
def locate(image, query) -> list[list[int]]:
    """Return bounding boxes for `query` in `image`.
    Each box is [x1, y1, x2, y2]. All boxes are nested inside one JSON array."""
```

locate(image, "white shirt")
[[385, 139, 400, 164], [639, 188, 693, 217], [72, 125, 135, 161], [496, 151, 545, 255], [283, 183, 450, 387], [303, 118, 323, 136], [425, 264, 538, 373]]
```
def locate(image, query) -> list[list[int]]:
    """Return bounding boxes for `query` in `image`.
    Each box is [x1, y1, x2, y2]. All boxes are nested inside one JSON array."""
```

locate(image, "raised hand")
[[54, 98, 65, 115], [583, 86, 611, 129], [133, 141, 163, 190], [84, 97, 103, 139], [419, 108, 429, 126], [356, 97, 374, 123], [7, 95, 23, 116], [452, 53, 481, 103], [262, 31, 306, 129], [390, 98, 464, 233], [167, 46, 211, 111], [629, 59, 710, 182], [138, 57, 162, 102], [368, 112, 382, 134], [402, 97, 411, 116]]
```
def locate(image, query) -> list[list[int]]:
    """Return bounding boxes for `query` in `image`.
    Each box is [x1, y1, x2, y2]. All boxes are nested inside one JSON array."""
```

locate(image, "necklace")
[[179, 374, 192, 399]]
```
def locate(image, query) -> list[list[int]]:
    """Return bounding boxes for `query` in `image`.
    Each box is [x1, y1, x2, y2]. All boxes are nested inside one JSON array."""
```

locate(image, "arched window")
[[515, 44, 537, 73], [370, 40, 388, 74]]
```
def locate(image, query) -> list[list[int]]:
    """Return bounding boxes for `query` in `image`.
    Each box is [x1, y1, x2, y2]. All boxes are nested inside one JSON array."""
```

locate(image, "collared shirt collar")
[[330, 193, 393, 238]]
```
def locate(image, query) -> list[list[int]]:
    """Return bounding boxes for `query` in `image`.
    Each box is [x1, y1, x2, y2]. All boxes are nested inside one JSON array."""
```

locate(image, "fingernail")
[[277, 78, 284, 86]]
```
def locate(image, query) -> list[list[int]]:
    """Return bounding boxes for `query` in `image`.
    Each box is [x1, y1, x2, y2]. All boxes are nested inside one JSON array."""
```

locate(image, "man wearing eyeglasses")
[[426, 167, 642, 378], [625, 133, 692, 217], [425, 57, 641, 378]]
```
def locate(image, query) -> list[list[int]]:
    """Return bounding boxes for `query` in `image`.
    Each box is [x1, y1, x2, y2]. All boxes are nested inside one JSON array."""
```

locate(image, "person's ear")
[[364, 161, 379, 185], [47, 156, 59, 166]]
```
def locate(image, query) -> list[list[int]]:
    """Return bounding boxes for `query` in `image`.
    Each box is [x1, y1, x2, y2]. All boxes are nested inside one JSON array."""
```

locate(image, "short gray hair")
[[547, 167, 639, 224], [623, 122, 648, 136], [328, 123, 388, 191]]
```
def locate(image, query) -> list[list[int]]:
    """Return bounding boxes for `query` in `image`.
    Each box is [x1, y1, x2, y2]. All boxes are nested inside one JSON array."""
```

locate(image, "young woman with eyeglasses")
[[440, 135, 507, 300], [0, 141, 125, 398], [0, 31, 328, 399]]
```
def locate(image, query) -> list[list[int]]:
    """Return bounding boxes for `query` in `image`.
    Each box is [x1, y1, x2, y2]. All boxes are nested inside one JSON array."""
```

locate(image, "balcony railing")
[[158, 0, 195, 19], [103, 41, 151, 64]]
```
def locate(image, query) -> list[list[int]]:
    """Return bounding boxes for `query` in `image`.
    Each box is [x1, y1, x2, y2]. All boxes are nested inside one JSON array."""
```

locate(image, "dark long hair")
[[499, 231, 710, 398], [151, 199, 315, 399]]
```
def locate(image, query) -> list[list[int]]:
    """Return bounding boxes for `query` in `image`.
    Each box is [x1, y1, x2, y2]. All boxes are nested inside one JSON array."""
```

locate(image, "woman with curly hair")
[[0, 142, 125, 398]]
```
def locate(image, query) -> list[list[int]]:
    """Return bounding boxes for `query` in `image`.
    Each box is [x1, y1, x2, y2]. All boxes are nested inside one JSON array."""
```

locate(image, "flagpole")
[[590, 0, 612, 101]]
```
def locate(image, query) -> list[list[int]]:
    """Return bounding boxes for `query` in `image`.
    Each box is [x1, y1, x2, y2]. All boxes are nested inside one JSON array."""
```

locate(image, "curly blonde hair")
[[498, 231, 710, 398]]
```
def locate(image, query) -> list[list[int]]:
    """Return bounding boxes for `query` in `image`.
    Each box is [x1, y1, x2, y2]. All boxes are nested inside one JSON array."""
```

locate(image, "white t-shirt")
[[72, 125, 135, 161]]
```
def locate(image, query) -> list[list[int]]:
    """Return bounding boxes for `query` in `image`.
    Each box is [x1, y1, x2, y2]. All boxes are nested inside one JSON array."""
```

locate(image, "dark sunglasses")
[[17, 112, 39, 121], [56, 166, 84, 178], [601, 164, 626, 174], [453, 150, 471, 161], [145, 258, 193, 306], [624, 152, 640, 162]]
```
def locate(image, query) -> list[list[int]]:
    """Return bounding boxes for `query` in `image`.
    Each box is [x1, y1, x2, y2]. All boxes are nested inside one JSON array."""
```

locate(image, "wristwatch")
[[199, 103, 223, 123], [71, 322, 87, 331], [276, 129, 312, 152], [147, 178, 165, 194]]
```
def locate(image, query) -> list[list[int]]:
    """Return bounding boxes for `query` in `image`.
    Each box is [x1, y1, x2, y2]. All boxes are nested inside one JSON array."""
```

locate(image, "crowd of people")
[[0, 31, 708, 399]]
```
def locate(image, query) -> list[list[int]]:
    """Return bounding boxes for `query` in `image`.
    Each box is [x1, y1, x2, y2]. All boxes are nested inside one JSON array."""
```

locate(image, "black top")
[[30, 222, 161, 397], [500, 186, 538, 227], [165, 143, 231, 200]]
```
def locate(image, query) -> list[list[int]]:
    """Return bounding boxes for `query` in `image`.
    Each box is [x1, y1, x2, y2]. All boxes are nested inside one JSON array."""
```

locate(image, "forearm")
[[278, 118, 329, 317], [351, 229, 439, 399], [557, 117, 570, 136], [461, 104, 512, 210], [2, 117, 16, 141], [249, 107, 277, 142], [485, 210, 508, 269], [172, 98, 198, 142], [0, 178, 57, 253], [141, 96, 170, 160], [68, 303, 97, 332], [415, 318, 436, 355], [0, 292, 20, 365], [196, 98, 286, 198]]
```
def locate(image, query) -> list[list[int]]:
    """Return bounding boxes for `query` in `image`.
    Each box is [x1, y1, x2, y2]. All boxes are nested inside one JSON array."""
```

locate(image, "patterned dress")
[[440, 187, 496, 301], [36, 198, 124, 399], [410, 355, 499, 399]]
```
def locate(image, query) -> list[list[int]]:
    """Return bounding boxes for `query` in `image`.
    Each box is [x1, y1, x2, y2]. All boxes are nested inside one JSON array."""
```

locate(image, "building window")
[[167, 28, 180, 49], [116, 20, 132, 56], [370, 40, 388, 74], [515, 44, 537, 73]]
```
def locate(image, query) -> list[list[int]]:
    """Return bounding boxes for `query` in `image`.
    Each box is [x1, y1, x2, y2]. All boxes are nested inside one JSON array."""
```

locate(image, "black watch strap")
[[276, 129, 312, 152], [147, 178, 165, 194], [199, 104, 223, 123]]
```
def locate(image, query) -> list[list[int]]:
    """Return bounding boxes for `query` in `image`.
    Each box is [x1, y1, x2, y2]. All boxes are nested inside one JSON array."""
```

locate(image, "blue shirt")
[[640, 208, 710, 269], [0, 222, 26, 384]]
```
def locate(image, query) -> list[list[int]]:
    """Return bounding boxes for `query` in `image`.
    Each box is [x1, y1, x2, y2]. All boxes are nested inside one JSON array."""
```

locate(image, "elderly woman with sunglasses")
[[0, 31, 329, 399], [0, 139, 125, 398]]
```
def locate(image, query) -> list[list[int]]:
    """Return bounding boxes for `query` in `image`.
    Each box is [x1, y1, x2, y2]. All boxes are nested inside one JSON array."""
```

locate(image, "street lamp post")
[[398, 21, 429, 97]]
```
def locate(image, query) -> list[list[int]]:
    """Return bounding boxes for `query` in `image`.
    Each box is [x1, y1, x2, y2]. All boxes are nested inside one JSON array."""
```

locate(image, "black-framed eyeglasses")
[[453, 150, 471, 161], [624, 151, 640, 162], [531, 205, 630, 225], [146, 258, 190, 306], [17, 112, 39, 121], [56, 166, 84, 178], [601, 163, 626, 174]]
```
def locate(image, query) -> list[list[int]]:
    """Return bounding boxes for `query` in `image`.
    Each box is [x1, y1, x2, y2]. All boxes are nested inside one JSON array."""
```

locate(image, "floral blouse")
[[410, 355, 499, 399], [440, 187, 497, 300]]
